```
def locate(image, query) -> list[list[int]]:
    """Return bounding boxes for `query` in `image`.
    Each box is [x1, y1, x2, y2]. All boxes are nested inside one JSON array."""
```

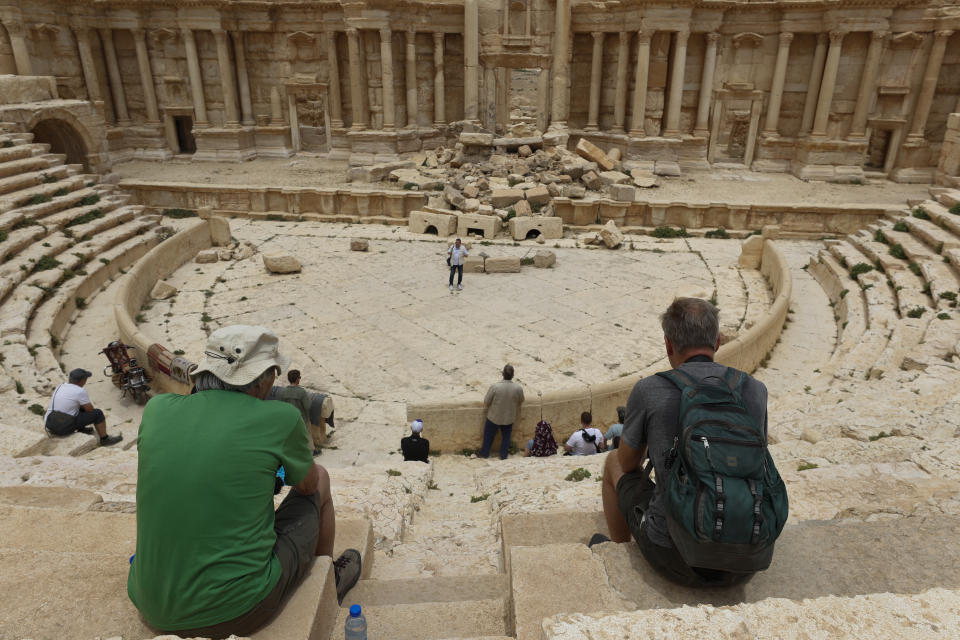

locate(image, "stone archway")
[[30, 118, 90, 171]]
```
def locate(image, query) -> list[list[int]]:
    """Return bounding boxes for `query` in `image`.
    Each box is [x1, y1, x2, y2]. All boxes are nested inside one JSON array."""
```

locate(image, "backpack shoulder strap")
[[656, 368, 696, 391], [720, 367, 748, 396]]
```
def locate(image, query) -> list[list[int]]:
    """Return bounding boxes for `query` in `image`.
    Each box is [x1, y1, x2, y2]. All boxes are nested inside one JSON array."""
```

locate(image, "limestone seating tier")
[[0, 154, 65, 190]]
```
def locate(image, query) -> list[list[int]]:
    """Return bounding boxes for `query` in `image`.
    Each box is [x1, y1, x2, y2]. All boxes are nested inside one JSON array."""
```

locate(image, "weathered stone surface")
[[525, 185, 551, 206], [609, 184, 636, 202], [209, 216, 232, 246], [234, 242, 256, 260], [534, 250, 556, 268], [598, 171, 631, 186], [562, 185, 586, 199], [463, 184, 480, 199], [217, 248, 234, 261], [518, 145, 532, 158], [485, 256, 522, 273], [581, 171, 602, 191], [195, 249, 219, 264], [653, 160, 682, 177], [631, 170, 660, 188], [150, 281, 177, 300], [350, 239, 369, 252], [513, 200, 532, 216], [444, 185, 465, 209], [599, 220, 623, 249], [263, 253, 302, 273], [607, 147, 622, 162], [463, 255, 485, 272], [575, 138, 615, 171], [462, 198, 481, 212], [460, 132, 495, 146], [738, 235, 764, 269], [490, 189, 524, 208]]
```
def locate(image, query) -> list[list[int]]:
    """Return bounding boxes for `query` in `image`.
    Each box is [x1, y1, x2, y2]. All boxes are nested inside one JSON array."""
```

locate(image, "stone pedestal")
[[254, 125, 295, 158], [127, 123, 173, 161], [791, 138, 866, 182], [752, 134, 795, 173], [935, 113, 960, 187], [347, 128, 421, 162], [193, 127, 257, 162], [890, 140, 937, 183]]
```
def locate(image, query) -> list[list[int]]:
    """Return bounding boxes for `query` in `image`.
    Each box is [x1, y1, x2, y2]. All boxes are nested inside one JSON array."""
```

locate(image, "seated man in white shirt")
[[44, 368, 123, 446], [564, 411, 606, 456]]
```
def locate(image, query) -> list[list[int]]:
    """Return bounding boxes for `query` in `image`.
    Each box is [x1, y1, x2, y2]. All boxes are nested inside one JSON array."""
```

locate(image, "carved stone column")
[[629, 30, 652, 137], [182, 28, 209, 126], [73, 27, 102, 102], [663, 30, 689, 137], [585, 32, 604, 131], [906, 29, 954, 142], [346, 28, 367, 130], [100, 28, 130, 125], [405, 28, 418, 128], [762, 32, 793, 136], [325, 32, 343, 129], [464, 0, 480, 121], [811, 30, 845, 138], [846, 31, 886, 139], [213, 29, 239, 126], [613, 32, 630, 131], [132, 29, 160, 123], [799, 33, 828, 135], [231, 31, 255, 126], [549, 0, 571, 126], [433, 32, 446, 126], [694, 32, 720, 137], [379, 28, 396, 130], [6, 21, 32, 76]]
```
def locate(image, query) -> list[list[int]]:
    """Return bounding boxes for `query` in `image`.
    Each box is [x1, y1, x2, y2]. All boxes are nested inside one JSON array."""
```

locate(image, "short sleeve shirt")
[[565, 428, 605, 455], [448, 246, 469, 266], [622, 361, 768, 548], [45, 383, 90, 420], [128, 390, 313, 631]]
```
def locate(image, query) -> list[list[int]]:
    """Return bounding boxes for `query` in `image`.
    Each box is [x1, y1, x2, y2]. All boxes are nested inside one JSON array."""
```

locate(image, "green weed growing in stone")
[[889, 244, 907, 260], [797, 462, 818, 471], [912, 207, 930, 220], [15, 380, 25, 394], [651, 226, 688, 238], [386, 469, 401, 477], [28, 403, 45, 416], [949, 203, 960, 216], [704, 228, 730, 239], [906, 306, 926, 318], [849, 263, 873, 279], [938, 312, 951, 320], [162, 208, 197, 218], [565, 468, 591, 482], [868, 431, 893, 441], [908, 262, 922, 277], [470, 493, 490, 503]]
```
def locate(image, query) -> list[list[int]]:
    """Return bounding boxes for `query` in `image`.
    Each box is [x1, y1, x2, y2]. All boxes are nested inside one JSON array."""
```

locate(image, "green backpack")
[[656, 367, 788, 573]]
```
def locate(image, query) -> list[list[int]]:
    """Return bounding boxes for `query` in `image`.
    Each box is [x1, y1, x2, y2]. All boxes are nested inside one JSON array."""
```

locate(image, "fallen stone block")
[[409, 210, 458, 236], [607, 147, 622, 162], [609, 184, 636, 202], [485, 256, 522, 273], [350, 239, 369, 252], [462, 198, 480, 212], [598, 170, 631, 186], [217, 248, 234, 261], [234, 242, 256, 260], [347, 160, 415, 182], [150, 281, 177, 300], [209, 216, 232, 246], [654, 160, 682, 177], [458, 213, 502, 239], [631, 170, 660, 188], [263, 253, 302, 273], [513, 200, 532, 216], [600, 220, 624, 249], [195, 249, 219, 264], [533, 249, 556, 268], [738, 235, 764, 269], [581, 171, 602, 191], [444, 185, 465, 209], [509, 216, 563, 241], [390, 168, 443, 191], [575, 138, 615, 171], [490, 188, 525, 208], [463, 255, 486, 273], [460, 132, 494, 146], [462, 184, 479, 199], [562, 184, 586, 199], [525, 185, 551, 206]]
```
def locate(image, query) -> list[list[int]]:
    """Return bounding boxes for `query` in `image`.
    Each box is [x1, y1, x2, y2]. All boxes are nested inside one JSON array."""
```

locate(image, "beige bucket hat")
[[190, 325, 290, 386]]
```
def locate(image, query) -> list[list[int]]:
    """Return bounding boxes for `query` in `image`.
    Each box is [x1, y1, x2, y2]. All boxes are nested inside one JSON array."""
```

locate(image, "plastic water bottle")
[[344, 604, 367, 640]]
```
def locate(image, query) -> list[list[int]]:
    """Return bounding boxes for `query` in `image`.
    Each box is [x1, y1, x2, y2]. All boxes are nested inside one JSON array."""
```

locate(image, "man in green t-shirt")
[[128, 326, 361, 637]]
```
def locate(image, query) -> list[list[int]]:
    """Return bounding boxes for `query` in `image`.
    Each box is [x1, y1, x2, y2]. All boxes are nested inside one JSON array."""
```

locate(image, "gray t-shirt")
[[621, 360, 768, 548]]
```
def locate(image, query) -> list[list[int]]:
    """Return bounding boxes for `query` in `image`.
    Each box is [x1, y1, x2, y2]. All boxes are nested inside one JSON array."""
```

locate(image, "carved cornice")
[[889, 31, 924, 47], [732, 32, 763, 48], [150, 27, 178, 45], [287, 30, 315, 45], [30, 23, 60, 39]]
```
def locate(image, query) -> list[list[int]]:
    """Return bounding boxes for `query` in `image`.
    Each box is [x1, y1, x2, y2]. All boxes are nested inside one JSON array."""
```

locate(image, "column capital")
[[131, 27, 146, 41], [345, 27, 359, 38], [636, 29, 653, 44], [619, 31, 630, 43], [407, 26, 416, 36], [591, 31, 604, 40], [5, 21, 24, 37], [73, 25, 92, 41], [871, 30, 889, 41], [816, 32, 828, 45], [212, 28, 228, 40], [707, 32, 721, 43], [935, 29, 954, 39], [380, 27, 392, 42], [778, 31, 794, 45], [675, 30, 690, 44], [98, 27, 114, 39], [181, 27, 195, 41], [828, 29, 846, 43], [433, 31, 444, 44]]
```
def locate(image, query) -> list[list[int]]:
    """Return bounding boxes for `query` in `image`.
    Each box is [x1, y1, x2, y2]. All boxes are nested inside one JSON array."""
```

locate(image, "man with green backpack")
[[596, 297, 788, 586]]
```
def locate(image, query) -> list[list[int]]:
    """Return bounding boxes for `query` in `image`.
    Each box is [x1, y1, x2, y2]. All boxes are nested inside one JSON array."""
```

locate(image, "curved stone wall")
[[114, 219, 212, 395], [406, 238, 792, 451]]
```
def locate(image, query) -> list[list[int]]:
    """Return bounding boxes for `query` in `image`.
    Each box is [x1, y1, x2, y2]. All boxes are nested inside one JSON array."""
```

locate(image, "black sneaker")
[[100, 434, 123, 447], [333, 549, 362, 605], [313, 447, 323, 457], [76, 426, 94, 435], [588, 533, 611, 548]]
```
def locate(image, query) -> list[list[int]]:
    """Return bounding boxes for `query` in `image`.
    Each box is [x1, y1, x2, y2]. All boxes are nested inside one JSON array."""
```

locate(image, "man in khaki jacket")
[[479, 365, 524, 459]]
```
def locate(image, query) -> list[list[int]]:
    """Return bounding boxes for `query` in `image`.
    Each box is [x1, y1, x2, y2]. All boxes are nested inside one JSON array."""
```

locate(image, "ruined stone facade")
[[0, 0, 958, 182]]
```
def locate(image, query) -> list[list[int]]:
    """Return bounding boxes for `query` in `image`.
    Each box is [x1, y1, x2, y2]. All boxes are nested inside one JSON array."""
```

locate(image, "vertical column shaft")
[[346, 28, 367, 129], [182, 28, 209, 126], [847, 30, 886, 139], [325, 32, 343, 128], [613, 32, 630, 131], [73, 27, 102, 102], [585, 31, 604, 130], [694, 32, 720, 136], [231, 31, 255, 126], [433, 32, 446, 125], [664, 30, 689, 137], [811, 30, 845, 137], [100, 28, 130, 125], [629, 30, 652, 136], [213, 29, 239, 126], [380, 28, 396, 130], [800, 33, 828, 135], [464, 0, 479, 121], [907, 29, 954, 140], [549, 0, 571, 126], [132, 28, 160, 123], [483, 65, 497, 130], [405, 28, 418, 128], [762, 31, 793, 135], [6, 22, 32, 76]]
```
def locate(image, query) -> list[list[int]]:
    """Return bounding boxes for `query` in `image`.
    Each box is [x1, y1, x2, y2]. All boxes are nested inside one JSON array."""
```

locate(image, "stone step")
[[0, 175, 89, 221], [344, 574, 508, 607], [329, 599, 509, 640], [0, 455, 139, 502], [916, 259, 960, 312], [886, 264, 931, 316], [903, 211, 960, 254], [0, 153, 56, 180], [0, 173, 86, 214], [880, 226, 940, 264], [0, 164, 69, 196], [920, 199, 960, 238]]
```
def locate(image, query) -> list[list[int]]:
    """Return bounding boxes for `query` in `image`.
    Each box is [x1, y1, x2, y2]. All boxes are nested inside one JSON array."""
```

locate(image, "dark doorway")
[[865, 129, 891, 170], [467, 227, 485, 237], [424, 225, 438, 235], [30, 119, 89, 170], [525, 229, 541, 239], [174, 116, 196, 154]]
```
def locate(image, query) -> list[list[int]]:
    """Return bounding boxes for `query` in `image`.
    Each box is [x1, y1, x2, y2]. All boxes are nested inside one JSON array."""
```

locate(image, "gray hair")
[[660, 297, 720, 353], [192, 367, 276, 394]]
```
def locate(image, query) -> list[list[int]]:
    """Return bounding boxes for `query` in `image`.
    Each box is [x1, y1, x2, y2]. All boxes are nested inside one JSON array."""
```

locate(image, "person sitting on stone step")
[[564, 411, 606, 455], [128, 325, 361, 638], [523, 419, 558, 457], [280, 369, 320, 456], [401, 419, 430, 463], [43, 368, 122, 446]]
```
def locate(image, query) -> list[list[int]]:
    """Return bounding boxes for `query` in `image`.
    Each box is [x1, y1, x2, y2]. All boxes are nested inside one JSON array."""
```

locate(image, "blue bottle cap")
[[129, 554, 135, 564], [349, 604, 362, 617]]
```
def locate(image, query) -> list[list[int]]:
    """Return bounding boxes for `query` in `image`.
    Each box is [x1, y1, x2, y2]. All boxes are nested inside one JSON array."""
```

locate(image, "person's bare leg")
[[602, 450, 631, 543], [313, 465, 336, 557], [94, 421, 107, 438]]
